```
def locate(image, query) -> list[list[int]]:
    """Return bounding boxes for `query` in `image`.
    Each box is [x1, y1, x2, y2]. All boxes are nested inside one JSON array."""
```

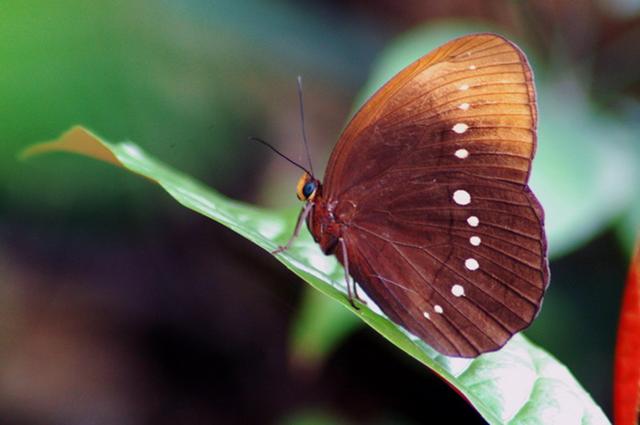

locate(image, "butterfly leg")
[[272, 202, 313, 255], [339, 238, 367, 309]]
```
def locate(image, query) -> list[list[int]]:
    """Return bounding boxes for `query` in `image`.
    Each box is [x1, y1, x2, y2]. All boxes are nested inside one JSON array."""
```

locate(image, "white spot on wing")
[[423, 311, 431, 320], [453, 190, 471, 205], [467, 216, 479, 227], [465, 258, 479, 271], [458, 102, 470, 110], [452, 284, 465, 297], [459, 83, 469, 91], [452, 123, 469, 134], [434, 305, 443, 314], [470, 236, 481, 246], [454, 149, 469, 159], [469, 64, 477, 70]]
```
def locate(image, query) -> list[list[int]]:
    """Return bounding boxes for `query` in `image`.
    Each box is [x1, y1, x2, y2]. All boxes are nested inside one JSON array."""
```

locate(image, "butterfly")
[[276, 33, 549, 358]]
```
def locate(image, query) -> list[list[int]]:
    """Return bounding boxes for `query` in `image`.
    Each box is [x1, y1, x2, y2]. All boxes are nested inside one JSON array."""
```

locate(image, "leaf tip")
[[21, 126, 122, 168]]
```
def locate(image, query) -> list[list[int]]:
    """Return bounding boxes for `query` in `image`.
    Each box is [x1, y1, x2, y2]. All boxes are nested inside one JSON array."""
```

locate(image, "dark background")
[[1, 1, 639, 424]]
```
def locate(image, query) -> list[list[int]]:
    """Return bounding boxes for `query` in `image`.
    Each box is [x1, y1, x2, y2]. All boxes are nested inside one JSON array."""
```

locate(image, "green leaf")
[[289, 287, 360, 369], [25, 126, 610, 424]]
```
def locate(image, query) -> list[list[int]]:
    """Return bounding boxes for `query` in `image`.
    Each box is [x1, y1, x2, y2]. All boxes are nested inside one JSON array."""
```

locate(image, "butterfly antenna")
[[297, 75, 315, 177], [249, 136, 312, 175]]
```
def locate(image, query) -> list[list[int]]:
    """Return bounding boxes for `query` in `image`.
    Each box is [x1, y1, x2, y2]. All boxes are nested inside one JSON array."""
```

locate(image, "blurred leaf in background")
[[1, 0, 259, 213]]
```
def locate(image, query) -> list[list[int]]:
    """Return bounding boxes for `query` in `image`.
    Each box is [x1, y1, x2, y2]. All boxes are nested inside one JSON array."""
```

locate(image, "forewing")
[[324, 33, 537, 199], [324, 33, 548, 357]]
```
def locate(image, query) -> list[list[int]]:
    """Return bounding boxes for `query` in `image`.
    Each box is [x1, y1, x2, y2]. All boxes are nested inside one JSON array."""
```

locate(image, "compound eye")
[[302, 181, 317, 199]]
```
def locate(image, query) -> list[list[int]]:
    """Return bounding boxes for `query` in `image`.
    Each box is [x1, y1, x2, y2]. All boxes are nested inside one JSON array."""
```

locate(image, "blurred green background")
[[2, 0, 639, 424]]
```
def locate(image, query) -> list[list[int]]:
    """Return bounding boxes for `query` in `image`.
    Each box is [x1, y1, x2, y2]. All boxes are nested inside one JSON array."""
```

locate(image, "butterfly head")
[[296, 173, 319, 201]]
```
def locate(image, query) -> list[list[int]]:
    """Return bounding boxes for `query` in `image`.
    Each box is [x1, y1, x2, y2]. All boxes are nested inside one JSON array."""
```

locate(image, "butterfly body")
[[289, 33, 549, 358], [307, 185, 341, 255]]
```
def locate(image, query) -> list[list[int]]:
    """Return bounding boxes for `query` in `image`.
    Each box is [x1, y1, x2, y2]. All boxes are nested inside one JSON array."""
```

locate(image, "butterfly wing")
[[324, 33, 548, 357]]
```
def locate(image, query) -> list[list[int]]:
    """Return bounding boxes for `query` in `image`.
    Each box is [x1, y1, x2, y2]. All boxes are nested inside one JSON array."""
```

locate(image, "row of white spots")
[[453, 65, 475, 161], [452, 116, 469, 161], [452, 194, 480, 267], [454, 67, 474, 162], [454, 102, 470, 156], [422, 285, 466, 320], [428, 68, 477, 321], [460, 67, 480, 272], [423, 304, 444, 320]]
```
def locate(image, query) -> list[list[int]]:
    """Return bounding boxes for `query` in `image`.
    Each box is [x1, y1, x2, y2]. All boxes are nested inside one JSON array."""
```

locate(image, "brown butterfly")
[[276, 33, 549, 358]]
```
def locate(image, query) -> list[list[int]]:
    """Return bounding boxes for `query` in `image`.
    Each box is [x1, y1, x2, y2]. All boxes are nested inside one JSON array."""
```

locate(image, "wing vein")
[[355, 243, 466, 354], [352, 223, 537, 320], [382, 101, 532, 132], [367, 211, 543, 255], [385, 241, 496, 350], [374, 70, 528, 125]]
